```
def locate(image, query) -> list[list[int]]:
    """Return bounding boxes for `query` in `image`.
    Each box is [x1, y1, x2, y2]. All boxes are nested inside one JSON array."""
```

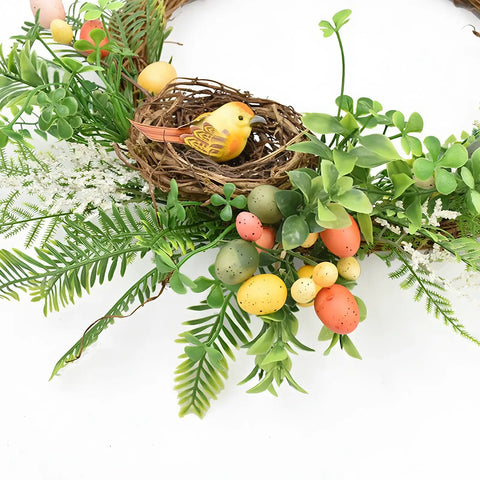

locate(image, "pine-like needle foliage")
[[383, 246, 480, 346]]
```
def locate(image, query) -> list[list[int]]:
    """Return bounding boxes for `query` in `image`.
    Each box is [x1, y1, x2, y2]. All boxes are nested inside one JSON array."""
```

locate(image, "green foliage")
[[384, 247, 480, 346], [240, 307, 313, 396], [175, 284, 252, 418], [210, 183, 247, 221]]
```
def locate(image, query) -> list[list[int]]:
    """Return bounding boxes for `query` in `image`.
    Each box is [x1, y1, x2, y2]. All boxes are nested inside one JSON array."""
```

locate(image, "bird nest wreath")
[[122, 78, 315, 200], [2, 1, 480, 418]]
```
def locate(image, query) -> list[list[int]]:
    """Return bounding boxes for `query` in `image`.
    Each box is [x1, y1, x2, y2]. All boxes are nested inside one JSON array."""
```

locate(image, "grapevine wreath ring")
[[120, 78, 316, 200], [3, 0, 480, 419]]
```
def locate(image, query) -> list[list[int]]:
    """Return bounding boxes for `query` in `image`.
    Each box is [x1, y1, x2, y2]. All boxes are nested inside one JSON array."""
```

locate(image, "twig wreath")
[[1, 0, 480, 417]]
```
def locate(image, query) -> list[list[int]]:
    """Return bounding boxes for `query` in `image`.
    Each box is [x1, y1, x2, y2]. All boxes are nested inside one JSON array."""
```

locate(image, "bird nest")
[[119, 78, 316, 201]]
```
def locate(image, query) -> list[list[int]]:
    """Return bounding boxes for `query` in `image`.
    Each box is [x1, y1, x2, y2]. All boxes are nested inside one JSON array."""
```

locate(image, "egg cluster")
[[214, 185, 363, 335]]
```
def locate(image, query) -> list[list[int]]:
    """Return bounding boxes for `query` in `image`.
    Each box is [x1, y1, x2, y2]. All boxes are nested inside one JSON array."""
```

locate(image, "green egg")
[[247, 185, 283, 224], [214, 239, 259, 285]]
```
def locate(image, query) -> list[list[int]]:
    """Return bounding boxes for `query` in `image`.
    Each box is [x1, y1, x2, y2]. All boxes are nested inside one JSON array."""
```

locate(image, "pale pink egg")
[[30, 0, 65, 29], [235, 212, 263, 242]]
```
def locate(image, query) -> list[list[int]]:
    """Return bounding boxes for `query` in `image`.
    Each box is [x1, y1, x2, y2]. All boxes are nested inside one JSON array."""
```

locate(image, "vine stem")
[[175, 223, 236, 270], [334, 28, 346, 120]]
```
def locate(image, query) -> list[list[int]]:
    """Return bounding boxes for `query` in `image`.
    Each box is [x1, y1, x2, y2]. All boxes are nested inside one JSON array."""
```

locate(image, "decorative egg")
[[337, 256, 361, 280], [79, 20, 109, 58], [137, 61, 177, 95], [296, 265, 321, 306], [301, 232, 319, 248], [235, 211, 263, 242], [214, 239, 259, 285], [237, 274, 287, 316], [247, 184, 283, 224], [50, 19, 72, 44], [297, 264, 315, 279], [291, 277, 318, 304], [255, 226, 276, 253], [314, 284, 360, 334], [312, 262, 338, 288], [30, 0, 65, 29], [319, 214, 361, 258]]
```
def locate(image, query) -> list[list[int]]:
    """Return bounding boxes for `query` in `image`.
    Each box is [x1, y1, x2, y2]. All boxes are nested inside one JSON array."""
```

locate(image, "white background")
[[2, 1, 480, 479]]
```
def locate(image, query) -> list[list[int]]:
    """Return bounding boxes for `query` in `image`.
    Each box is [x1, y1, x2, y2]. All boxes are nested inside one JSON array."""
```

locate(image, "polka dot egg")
[[237, 274, 287, 316], [236, 211, 263, 241]]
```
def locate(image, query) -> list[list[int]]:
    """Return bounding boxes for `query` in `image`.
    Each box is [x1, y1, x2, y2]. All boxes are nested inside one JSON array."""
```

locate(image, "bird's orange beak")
[[250, 115, 267, 126]]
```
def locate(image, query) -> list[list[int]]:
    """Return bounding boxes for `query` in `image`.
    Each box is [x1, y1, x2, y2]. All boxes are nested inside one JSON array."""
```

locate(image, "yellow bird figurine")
[[129, 101, 266, 162]]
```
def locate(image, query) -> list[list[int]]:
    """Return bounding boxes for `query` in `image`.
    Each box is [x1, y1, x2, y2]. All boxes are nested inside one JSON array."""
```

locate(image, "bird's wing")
[[180, 122, 229, 158]]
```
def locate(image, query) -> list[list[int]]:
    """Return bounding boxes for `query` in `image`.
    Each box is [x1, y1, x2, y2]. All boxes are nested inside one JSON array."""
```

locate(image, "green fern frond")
[[109, 0, 171, 67], [437, 237, 480, 271], [384, 246, 480, 346], [174, 293, 252, 418]]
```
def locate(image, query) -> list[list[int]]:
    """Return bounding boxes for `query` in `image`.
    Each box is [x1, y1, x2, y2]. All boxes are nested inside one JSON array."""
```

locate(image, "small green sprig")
[[210, 183, 247, 221]]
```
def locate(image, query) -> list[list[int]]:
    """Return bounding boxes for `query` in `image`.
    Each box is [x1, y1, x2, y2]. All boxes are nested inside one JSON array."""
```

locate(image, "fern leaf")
[[384, 246, 480, 346], [175, 293, 252, 418]]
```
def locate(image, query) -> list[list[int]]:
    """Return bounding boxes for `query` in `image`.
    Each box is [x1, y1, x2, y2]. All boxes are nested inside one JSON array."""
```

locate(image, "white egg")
[[30, 0, 65, 29]]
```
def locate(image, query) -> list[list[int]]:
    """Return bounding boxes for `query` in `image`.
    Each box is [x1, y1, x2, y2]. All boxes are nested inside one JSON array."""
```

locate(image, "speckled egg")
[[337, 256, 361, 280], [319, 214, 361, 258], [237, 274, 287, 316], [236, 212, 263, 241], [247, 185, 283, 224], [214, 239, 259, 285], [312, 262, 338, 288], [291, 277, 318, 304], [314, 284, 359, 334], [30, 0, 65, 29]]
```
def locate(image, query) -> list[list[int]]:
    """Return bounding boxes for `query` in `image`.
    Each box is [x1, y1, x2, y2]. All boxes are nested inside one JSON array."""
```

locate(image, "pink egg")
[[30, 0, 65, 29], [235, 212, 263, 242]]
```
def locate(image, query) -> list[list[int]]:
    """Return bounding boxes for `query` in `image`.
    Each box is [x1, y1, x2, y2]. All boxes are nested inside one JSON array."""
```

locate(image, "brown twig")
[[66, 277, 170, 364]]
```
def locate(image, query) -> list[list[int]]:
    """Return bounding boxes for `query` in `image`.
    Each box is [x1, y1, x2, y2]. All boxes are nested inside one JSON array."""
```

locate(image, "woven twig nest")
[[121, 78, 316, 200], [453, 0, 480, 16]]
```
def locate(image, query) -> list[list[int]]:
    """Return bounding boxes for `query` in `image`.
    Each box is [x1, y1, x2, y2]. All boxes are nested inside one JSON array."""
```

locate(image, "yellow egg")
[[312, 261, 338, 288], [337, 256, 361, 280], [137, 61, 177, 95], [301, 232, 319, 248], [237, 274, 287, 316], [50, 19, 73, 44], [291, 277, 317, 304], [297, 264, 315, 279]]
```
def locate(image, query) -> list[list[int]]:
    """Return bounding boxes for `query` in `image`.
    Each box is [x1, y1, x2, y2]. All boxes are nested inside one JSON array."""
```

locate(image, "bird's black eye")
[[238, 115, 244, 121]]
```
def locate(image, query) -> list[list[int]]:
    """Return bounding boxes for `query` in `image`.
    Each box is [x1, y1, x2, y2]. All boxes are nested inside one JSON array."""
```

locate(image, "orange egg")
[[255, 226, 276, 252], [236, 212, 263, 241], [319, 214, 361, 258], [314, 284, 359, 334], [79, 20, 109, 58]]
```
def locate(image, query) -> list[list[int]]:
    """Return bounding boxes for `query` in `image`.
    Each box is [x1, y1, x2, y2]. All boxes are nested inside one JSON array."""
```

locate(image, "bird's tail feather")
[[129, 120, 190, 143]]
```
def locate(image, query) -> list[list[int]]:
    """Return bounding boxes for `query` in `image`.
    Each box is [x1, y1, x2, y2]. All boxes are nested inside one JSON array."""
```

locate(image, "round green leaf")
[[413, 157, 434, 181], [281, 215, 309, 250], [435, 168, 457, 195], [55, 118, 74, 140], [438, 144, 468, 169], [461, 167, 475, 189]]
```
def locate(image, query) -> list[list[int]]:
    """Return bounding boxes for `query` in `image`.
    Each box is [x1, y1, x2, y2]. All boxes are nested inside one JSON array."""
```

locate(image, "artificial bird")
[[129, 101, 266, 162]]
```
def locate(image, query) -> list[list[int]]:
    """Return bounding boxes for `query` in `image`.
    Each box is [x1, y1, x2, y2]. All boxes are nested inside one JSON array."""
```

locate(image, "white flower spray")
[[0, 140, 147, 214]]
